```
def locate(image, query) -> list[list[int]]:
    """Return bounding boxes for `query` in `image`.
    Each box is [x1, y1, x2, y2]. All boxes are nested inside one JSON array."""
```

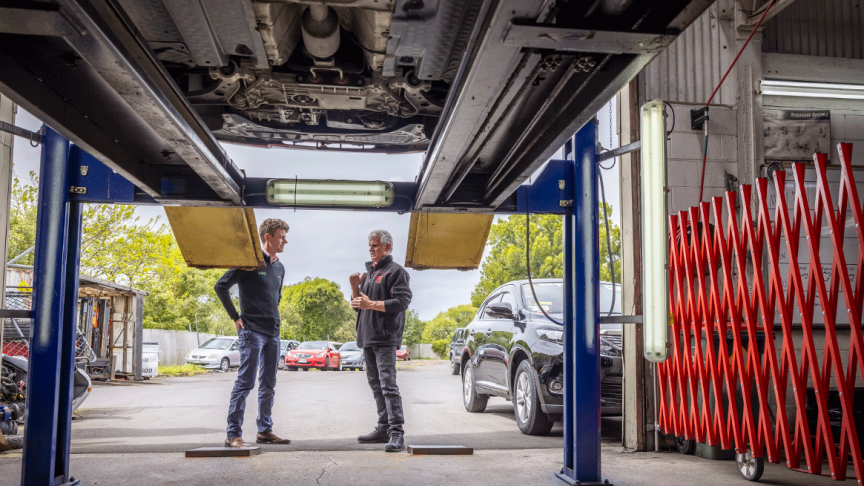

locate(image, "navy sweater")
[[214, 252, 285, 337]]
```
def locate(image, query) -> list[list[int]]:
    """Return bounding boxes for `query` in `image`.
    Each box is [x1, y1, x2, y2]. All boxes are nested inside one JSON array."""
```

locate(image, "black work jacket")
[[214, 252, 285, 337], [355, 255, 412, 348]]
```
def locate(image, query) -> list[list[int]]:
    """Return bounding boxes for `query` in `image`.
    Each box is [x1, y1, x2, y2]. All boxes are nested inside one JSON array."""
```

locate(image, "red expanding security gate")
[[660, 143, 864, 482]]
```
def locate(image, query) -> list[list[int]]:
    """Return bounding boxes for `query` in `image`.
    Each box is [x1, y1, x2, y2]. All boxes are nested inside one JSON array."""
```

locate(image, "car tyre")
[[513, 360, 554, 436], [287, 366, 297, 371], [450, 358, 460, 376], [324, 357, 330, 371], [338, 359, 343, 371], [301, 367, 309, 371], [278, 357, 285, 370], [462, 362, 488, 413], [220, 357, 230, 372]]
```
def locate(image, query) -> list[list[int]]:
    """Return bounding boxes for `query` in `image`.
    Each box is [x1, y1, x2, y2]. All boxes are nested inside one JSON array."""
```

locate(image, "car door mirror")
[[486, 302, 514, 319], [230, 343, 239, 350]]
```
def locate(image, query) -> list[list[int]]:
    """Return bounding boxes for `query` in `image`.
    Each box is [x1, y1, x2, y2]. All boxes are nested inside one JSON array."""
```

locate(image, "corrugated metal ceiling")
[[763, 0, 864, 59]]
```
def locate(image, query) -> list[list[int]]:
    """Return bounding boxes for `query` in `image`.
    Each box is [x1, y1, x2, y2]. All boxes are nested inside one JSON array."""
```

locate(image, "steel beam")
[[502, 23, 676, 55]]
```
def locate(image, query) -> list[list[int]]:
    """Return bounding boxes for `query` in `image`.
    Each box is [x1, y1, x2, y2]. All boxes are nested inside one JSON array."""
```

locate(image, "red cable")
[[698, 0, 776, 202]]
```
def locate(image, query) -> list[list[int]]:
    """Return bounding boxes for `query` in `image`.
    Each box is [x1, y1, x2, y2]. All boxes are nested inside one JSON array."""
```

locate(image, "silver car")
[[185, 337, 240, 371], [338, 341, 365, 371]]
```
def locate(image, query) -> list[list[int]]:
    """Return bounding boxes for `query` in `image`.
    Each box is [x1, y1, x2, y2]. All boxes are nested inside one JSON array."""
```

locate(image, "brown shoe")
[[256, 430, 291, 444], [224, 437, 252, 448]]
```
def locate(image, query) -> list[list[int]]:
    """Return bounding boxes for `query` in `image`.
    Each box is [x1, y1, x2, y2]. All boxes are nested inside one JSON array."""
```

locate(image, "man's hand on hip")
[[235, 318, 244, 331]]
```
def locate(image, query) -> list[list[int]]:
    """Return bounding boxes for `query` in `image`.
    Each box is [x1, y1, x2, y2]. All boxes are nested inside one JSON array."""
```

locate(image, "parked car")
[[396, 345, 411, 361], [338, 341, 365, 371], [449, 328, 468, 375], [459, 279, 622, 436], [285, 341, 341, 371], [278, 340, 300, 370], [185, 337, 240, 372]]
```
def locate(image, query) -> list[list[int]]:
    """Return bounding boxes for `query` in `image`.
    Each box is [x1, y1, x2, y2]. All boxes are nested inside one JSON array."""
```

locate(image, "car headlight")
[[600, 338, 622, 357], [536, 329, 564, 343], [207, 354, 220, 359], [316, 352, 326, 358]]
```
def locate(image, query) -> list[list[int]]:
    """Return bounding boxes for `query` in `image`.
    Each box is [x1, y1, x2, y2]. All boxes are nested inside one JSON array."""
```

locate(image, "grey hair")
[[368, 229, 393, 248]]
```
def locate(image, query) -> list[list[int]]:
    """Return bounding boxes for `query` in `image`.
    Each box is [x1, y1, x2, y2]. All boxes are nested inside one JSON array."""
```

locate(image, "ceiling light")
[[266, 180, 394, 208], [761, 79, 864, 99]]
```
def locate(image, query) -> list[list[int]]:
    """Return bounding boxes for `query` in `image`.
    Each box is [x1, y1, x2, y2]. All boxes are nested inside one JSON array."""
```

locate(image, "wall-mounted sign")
[[763, 109, 831, 161]]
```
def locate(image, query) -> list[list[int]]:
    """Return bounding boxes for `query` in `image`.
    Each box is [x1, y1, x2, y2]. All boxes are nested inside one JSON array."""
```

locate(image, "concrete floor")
[[0, 361, 853, 485]]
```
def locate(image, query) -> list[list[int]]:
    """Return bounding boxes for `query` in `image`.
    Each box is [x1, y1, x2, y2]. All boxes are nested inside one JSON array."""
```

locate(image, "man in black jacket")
[[214, 218, 292, 448], [349, 229, 412, 452]]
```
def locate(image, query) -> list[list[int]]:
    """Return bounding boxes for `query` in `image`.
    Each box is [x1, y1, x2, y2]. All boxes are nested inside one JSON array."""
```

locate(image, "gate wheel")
[[675, 436, 696, 455], [736, 449, 764, 482]]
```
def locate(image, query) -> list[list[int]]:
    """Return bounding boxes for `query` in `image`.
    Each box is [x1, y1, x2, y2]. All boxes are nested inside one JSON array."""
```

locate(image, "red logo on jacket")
[[375, 275, 383, 283]]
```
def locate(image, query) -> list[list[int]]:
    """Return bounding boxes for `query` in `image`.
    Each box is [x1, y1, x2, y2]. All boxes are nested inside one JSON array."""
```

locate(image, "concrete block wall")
[[408, 344, 438, 359], [141, 329, 220, 367], [666, 102, 738, 215]]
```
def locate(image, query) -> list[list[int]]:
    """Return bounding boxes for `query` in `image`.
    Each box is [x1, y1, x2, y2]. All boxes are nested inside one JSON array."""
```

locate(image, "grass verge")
[[158, 364, 208, 377]]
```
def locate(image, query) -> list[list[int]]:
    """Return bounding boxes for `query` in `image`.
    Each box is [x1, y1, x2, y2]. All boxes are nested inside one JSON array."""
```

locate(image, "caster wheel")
[[736, 449, 764, 482], [676, 436, 696, 455]]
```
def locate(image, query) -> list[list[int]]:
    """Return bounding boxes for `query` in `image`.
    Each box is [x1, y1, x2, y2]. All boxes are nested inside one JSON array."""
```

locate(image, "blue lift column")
[[558, 121, 602, 485], [21, 126, 82, 486]]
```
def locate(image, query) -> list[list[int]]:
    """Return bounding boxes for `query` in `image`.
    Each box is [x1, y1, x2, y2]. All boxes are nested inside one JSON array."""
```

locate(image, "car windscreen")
[[200, 338, 233, 350], [340, 342, 359, 351], [297, 341, 327, 350], [521, 283, 564, 314], [599, 283, 622, 314]]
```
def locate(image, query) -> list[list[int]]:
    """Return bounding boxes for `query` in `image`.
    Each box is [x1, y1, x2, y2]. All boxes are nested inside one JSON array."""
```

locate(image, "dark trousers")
[[363, 345, 404, 435], [226, 328, 279, 438]]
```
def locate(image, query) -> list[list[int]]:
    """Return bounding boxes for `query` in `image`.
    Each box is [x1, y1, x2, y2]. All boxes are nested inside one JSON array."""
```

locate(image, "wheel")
[[736, 449, 764, 482], [220, 358, 230, 372], [4, 435, 23, 450], [301, 367, 309, 371], [451, 358, 460, 376], [338, 358, 343, 371], [278, 356, 285, 370], [513, 360, 554, 435], [462, 362, 488, 413], [287, 366, 297, 371], [324, 357, 330, 371], [676, 436, 696, 455]]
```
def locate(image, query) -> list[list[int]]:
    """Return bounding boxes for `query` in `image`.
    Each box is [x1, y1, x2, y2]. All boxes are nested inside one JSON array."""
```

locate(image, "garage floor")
[[0, 361, 852, 485]]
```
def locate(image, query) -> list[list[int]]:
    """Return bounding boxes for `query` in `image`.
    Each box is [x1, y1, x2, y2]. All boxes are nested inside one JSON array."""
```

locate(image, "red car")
[[285, 341, 342, 371], [396, 345, 411, 361]]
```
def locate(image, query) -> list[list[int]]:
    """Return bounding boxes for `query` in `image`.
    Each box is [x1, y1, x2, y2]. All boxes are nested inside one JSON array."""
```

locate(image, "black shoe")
[[384, 433, 404, 452], [358, 425, 389, 443]]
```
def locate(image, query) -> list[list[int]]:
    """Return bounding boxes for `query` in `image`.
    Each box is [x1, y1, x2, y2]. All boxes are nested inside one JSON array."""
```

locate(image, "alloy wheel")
[[463, 365, 473, 403], [515, 371, 531, 424]]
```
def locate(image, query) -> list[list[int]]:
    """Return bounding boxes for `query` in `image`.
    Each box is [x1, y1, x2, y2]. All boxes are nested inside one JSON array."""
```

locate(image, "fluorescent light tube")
[[640, 99, 670, 363], [761, 79, 864, 100], [266, 180, 394, 208]]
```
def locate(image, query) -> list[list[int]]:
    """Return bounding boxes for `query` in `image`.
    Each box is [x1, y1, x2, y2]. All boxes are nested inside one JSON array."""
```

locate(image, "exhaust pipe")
[[301, 5, 340, 61]]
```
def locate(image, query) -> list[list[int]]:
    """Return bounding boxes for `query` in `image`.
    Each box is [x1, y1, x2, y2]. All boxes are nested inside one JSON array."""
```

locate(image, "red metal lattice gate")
[[660, 143, 864, 482]]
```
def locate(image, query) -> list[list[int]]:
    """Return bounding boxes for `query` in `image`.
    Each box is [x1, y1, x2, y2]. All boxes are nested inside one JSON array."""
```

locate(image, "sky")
[[11, 105, 618, 321]]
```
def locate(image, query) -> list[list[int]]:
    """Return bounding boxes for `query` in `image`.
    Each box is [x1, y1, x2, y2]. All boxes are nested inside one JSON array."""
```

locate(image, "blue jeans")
[[363, 345, 404, 435], [226, 329, 279, 438]]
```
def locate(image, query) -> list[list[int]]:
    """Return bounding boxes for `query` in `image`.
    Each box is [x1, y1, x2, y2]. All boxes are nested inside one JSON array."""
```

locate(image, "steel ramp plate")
[[404, 213, 493, 270], [407, 445, 473, 455], [165, 207, 264, 270], [186, 446, 261, 457]]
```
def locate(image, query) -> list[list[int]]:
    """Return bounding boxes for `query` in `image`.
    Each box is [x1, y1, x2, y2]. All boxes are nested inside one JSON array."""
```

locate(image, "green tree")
[[280, 277, 354, 341], [402, 309, 424, 346], [7, 173, 38, 265], [422, 315, 458, 343], [443, 304, 477, 327], [471, 206, 621, 306]]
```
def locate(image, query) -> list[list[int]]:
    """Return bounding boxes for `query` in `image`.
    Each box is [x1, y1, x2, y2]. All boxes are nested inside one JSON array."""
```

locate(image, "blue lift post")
[[21, 126, 81, 486], [18, 122, 604, 485]]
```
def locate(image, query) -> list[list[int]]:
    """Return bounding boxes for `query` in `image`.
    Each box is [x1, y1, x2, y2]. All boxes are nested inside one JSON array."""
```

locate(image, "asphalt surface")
[[65, 360, 580, 454], [0, 361, 848, 485]]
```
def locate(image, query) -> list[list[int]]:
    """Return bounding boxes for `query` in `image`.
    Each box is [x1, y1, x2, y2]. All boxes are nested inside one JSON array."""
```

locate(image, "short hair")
[[368, 229, 393, 248], [259, 218, 289, 243]]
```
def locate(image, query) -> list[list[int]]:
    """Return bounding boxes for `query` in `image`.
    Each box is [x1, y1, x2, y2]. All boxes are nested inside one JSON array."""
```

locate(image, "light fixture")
[[265, 179, 394, 208], [640, 99, 670, 363], [760, 79, 864, 100]]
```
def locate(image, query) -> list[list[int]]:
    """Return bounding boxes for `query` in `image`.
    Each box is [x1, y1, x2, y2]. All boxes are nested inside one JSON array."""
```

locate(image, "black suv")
[[448, 328, 468, 375], [460, 279, 622, 435]]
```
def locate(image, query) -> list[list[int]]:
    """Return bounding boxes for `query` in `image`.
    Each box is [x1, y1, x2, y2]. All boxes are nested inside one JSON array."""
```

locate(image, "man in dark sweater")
[[214, 218, 291, 448], [349, 229, 412, 452]]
